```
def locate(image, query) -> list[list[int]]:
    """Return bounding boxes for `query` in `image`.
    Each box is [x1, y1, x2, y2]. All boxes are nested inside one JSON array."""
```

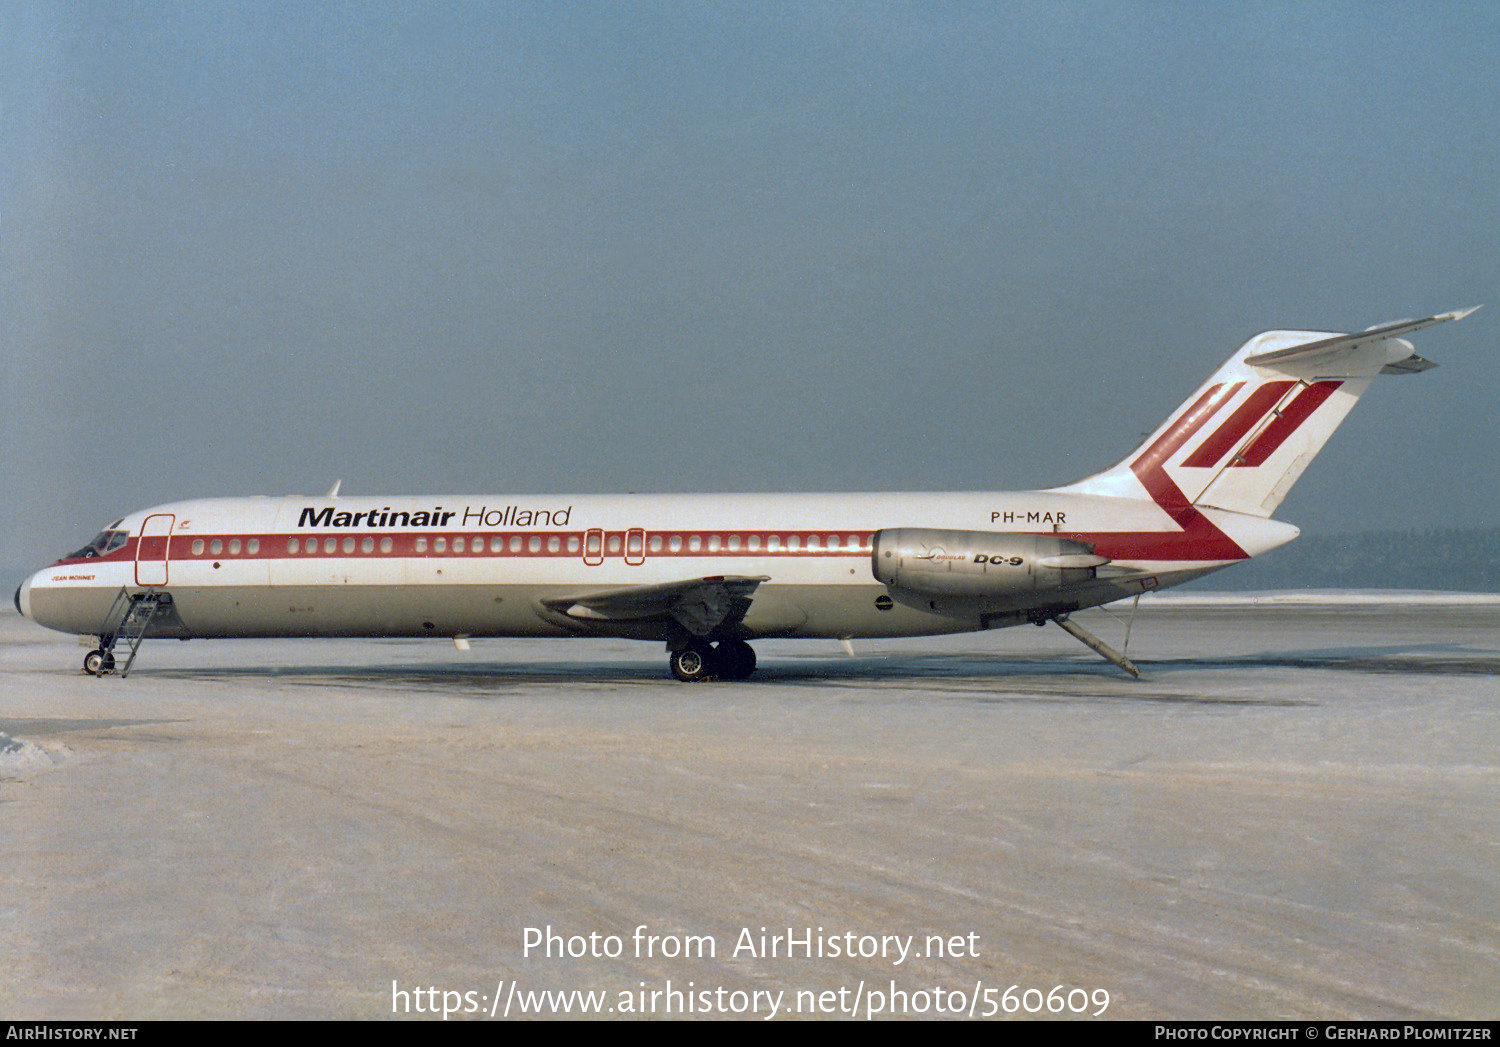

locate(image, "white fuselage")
[[16, 489, 1294, 644]]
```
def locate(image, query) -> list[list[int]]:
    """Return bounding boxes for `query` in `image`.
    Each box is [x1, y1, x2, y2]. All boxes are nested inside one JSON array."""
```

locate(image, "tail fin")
[[1059, 307, 1478, 518]]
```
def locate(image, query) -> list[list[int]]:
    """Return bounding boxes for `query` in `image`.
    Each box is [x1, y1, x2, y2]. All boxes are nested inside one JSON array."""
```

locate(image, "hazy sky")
[[3, 2, 1496, 578]]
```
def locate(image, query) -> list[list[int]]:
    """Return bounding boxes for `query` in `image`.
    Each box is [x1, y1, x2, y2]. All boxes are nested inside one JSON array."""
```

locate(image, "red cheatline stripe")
[[1125, 381, 1252, 562], [1125, 455, 1250, 561], [1132, 381, 1242, 475], [1235, 381, 1342, 467], [1180, 381, 1296, 468], [1079, 528, 1245, 562], [50, 531, 880, 565]]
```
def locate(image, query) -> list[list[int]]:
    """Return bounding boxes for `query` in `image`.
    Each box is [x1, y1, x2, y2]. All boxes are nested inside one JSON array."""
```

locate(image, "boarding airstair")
[[85, 588, 176, 677]]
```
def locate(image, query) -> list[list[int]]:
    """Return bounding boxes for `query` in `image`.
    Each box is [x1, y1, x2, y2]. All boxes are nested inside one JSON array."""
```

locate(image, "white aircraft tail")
[[1060, 307, 1478, 518]]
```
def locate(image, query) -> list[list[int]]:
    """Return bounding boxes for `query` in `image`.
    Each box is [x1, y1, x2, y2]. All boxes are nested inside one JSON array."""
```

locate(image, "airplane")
[[13, 307, 1477, 681]]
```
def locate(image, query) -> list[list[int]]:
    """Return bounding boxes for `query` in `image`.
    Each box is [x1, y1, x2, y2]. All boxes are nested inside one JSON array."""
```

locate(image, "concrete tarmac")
[[1, 596, 1497, 1020]]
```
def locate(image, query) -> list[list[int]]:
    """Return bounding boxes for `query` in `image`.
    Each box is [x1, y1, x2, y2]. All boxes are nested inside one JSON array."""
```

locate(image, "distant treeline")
[[1188, 526, 1500, 592]]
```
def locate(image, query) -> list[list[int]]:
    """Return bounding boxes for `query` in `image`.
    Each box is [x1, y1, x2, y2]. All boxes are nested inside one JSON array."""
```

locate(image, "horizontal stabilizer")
[[1244, 306, 1479, 369]]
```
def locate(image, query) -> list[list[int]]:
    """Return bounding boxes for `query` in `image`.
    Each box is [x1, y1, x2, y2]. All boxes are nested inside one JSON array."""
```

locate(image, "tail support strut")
[[1052, 614, 1141, 679]]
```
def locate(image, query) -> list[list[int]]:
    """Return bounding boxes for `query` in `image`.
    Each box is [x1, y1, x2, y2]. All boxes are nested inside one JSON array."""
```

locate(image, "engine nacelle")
[[871, 528, 1109, 597]]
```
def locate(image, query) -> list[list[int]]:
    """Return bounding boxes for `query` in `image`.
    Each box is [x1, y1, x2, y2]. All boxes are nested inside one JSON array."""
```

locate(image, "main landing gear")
[[668, 640, 758, 682]]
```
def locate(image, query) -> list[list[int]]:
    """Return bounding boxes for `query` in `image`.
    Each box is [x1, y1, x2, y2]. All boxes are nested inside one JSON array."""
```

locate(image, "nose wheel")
[[83, 649, 116, 676]]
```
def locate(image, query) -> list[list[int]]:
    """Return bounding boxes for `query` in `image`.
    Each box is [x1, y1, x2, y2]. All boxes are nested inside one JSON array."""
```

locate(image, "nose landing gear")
[[81, 589, 174, 677], [83, 649, 117, 676]]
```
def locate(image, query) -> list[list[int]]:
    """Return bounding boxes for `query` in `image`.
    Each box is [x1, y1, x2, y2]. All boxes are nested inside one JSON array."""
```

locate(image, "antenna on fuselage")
[[326, 480, 342, 498]]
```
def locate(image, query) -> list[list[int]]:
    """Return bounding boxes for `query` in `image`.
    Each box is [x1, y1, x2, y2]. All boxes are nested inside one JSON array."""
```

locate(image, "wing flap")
[[540, 575, 771, 637]]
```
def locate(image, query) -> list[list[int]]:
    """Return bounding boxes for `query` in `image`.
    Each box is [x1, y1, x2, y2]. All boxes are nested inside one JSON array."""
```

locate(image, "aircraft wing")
[[539, 575, 771, 637]]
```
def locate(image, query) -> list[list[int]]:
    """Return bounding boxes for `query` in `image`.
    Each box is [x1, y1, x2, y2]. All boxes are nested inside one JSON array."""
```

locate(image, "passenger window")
[[362, 537, 374, 553], [668, 535, 682, 552], [528, 536, 541, 553], [286, 538, 298, 554], [229, 539, 242, 555], [491, 536, 503, 553], [324, 538, 336, 553], [342, 537, 355, 553], [380, 537, 393, 553], [608, 534, 622, 553], [415, 537, 428, 553], [787, 535, 801, 551], [767, 535, 780, 551], [435, 538, 447, 553], [547, 536, 560, 553], [649, 535, 663, 553], [728, 535, 741, 551], [192, 539, 205, 556], [707, 535, 721, 552], [210, 539, 223, 555], [454, 537, 465, 553], [510, 536, 522, 553], [567, 536, 580, 553], [747, 535, 761, 551], [247, 539, 260, 555]]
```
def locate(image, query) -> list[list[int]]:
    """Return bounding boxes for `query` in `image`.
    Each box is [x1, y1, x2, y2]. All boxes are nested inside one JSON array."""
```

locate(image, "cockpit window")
[[67, 529, 129, 559]]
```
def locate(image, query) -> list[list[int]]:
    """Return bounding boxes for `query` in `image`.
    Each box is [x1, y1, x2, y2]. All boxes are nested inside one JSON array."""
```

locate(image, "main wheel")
[[669, 644, 714, 682], [83, 649, 115, 676], [713, 640, 757, 680]]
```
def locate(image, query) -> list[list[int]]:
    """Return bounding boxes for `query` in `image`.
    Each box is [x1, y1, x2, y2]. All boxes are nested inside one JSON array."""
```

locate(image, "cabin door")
[[135, 514, 175, 587]]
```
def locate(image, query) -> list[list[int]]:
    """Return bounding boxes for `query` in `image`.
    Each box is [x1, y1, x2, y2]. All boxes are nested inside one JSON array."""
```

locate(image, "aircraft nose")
[[14, 575, 30, 618]]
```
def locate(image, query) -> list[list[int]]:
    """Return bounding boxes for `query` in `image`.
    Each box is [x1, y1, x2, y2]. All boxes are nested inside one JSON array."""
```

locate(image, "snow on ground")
[[0, 731, 69, 777], [1, 598, 1497, 1020], [1154, 589, 1500, 606]]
